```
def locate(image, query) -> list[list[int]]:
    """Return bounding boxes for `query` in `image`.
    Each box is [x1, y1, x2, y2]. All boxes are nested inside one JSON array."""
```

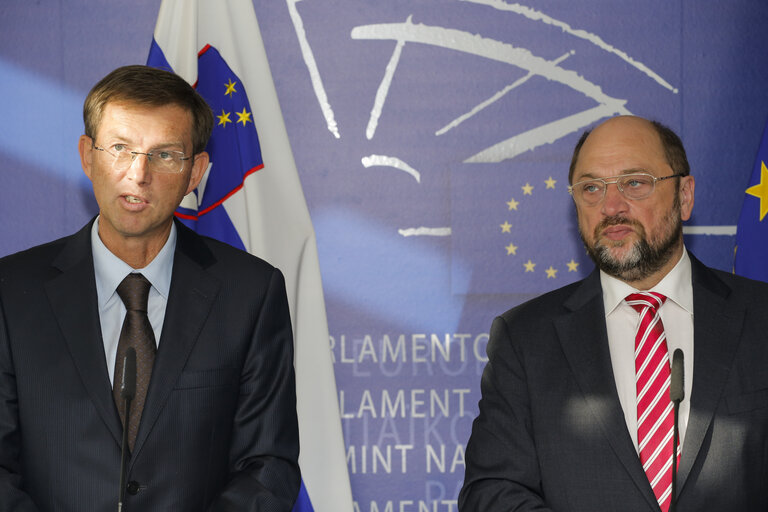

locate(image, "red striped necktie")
[[626, 292, 676, 512]]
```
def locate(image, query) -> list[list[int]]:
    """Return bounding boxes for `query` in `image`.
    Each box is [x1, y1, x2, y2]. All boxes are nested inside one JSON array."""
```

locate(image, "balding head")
[[569, 116, 690, 184]]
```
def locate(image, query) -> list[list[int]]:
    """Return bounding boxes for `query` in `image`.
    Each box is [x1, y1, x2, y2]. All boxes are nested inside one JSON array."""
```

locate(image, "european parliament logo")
[[451, 161, 590, 293], [282, 0, 680, 294]]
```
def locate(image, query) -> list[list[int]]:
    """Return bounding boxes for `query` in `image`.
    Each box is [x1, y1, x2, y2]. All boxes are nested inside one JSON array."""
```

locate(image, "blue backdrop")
[[2, 1, 768, 509]]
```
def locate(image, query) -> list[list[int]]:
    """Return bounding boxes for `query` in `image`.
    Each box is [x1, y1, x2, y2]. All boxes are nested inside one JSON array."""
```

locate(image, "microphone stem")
[[118, 396, 132, 510], [670, 400, 680, 512]]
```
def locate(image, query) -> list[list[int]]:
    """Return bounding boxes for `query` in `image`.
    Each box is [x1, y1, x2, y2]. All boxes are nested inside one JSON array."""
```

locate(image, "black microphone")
[[669, 349, 684, 512], [670, 349, 685, 403], [118, 347, 136, 512]]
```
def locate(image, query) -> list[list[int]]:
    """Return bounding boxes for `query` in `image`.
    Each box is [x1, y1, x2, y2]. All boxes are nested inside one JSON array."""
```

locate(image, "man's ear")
[[186, 151, 209, 195], [79, 135, 95, 180], [679, 175, 695, 221]]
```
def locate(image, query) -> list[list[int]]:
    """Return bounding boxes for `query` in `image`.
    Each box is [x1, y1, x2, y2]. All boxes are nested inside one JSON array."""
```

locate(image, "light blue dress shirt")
[[90, 217, 175, 385]]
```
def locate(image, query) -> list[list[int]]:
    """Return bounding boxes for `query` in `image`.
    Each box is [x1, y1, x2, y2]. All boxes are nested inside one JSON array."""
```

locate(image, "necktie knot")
[[117, 273, 151, 313], [625, 291, 667, 314]]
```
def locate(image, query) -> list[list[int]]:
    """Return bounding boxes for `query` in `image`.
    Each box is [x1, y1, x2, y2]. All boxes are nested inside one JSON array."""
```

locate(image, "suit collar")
[[676, 253, 742, 493], [562, 267, 602, 312], [565, 254, 746, 502], [556, 270, 663, 510], [46, 219, 223, 457], [91, 217, 177, 306], [598, 248, 694, 314], [129, 220, 220, 460], [46, 218, 124, 445]]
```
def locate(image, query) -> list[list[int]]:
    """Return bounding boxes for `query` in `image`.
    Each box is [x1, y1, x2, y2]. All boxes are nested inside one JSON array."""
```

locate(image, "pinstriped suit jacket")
[[0, 219, 299, 511]]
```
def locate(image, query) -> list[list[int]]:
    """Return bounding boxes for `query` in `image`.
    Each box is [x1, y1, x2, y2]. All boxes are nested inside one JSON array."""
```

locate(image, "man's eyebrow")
[[98, 131, 132, 143], [573, 168, 652, 181], [148, 142, 186, 151], [619, 168, 652, 175], [98, 133, 185, 151]]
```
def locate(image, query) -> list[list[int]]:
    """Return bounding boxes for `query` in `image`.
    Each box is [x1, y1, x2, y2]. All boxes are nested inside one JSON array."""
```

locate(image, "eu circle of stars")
[[499, 176, 580, 280], [450, 160, 592, 295]]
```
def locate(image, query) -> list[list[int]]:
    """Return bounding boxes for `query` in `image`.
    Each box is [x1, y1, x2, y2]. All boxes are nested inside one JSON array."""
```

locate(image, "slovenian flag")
[[148, 1, 354, 510]]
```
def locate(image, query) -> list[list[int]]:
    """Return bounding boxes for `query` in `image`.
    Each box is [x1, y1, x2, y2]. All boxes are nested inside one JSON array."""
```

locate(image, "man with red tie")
[[460, 116, 768, 511]]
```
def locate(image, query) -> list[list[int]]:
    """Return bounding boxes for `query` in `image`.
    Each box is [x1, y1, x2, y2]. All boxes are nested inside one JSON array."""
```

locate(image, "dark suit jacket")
[[460, 253, 768, 511], [0, 219, 300, 511]]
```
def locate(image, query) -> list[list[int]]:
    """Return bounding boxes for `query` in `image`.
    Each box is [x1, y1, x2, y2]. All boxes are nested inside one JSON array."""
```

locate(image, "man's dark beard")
[[580, 206, 683, 283]]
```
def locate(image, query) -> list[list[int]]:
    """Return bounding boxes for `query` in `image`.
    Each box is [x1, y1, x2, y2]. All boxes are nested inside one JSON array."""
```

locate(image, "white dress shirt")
[[90, 217, 175, 385], [602, 248, 694, 452]]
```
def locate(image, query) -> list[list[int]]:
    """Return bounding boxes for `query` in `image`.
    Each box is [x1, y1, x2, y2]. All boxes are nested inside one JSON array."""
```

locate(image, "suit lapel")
[[130, 223, 220, 459], [44, 221, 123, 445], [555, 271, 661, 511], [676, 255, 743, 492]]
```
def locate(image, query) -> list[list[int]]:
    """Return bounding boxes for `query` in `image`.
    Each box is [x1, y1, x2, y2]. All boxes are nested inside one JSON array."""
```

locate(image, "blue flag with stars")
[[148, 42, 263, 250], [735, 119, 768, 282], [147, 3, 355, 511], [147, 40, 318, 512]]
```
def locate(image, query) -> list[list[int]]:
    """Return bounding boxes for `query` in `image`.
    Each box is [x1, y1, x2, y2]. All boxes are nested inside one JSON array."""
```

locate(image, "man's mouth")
[[595, 216, 640, 243], [601, 225, 633, 240]]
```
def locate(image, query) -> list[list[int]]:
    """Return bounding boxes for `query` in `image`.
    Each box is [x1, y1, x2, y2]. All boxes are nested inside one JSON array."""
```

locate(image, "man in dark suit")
[[460, 116, 768, 511], [0, 65, 299, 510]]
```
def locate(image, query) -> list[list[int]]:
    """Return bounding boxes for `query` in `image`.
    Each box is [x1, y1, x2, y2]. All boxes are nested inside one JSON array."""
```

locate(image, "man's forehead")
[[574, 120, 667, 175], [98, 101, 192, 143], [102, 100, 190, 118], [585, 118, 661, 150]]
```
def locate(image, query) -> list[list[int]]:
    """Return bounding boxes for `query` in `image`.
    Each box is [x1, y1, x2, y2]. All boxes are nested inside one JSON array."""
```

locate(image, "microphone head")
[[121, 347, 137, 400], [670, 348, 685, 403]]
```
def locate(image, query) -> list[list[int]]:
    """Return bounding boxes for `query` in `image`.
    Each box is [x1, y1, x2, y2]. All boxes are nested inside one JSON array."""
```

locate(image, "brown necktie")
[[113, 273, 156, 452]]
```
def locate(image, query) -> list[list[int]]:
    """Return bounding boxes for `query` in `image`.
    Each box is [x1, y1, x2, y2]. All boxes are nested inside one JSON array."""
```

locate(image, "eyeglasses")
[[568, 172, 685, 206], [92, 142, 191, 174]]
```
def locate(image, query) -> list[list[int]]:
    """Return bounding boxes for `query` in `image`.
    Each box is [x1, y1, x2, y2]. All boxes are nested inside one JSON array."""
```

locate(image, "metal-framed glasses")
[[568, 172, 685, 206], [92, 142, 191, 174]]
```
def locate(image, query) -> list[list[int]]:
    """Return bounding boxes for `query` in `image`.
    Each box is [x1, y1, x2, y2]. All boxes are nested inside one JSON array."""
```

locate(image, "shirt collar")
[[601, 247, 693, 316], [91, 217, 176, 307]]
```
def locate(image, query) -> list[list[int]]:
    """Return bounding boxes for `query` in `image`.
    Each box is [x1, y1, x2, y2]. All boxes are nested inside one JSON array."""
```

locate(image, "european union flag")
[[734, 119, 768, 282]]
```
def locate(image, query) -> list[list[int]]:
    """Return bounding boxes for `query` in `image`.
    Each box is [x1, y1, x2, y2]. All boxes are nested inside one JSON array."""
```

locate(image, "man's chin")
[[595, 231, 637, 248], [589, 242, 642, 277], [601, 258, 640, 275], [598, 245, 635, 263]]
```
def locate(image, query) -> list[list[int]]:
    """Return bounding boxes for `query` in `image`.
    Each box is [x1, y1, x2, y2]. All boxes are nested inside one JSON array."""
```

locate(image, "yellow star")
[[500, 221, 512, 233], [524, 260, 536, 272], [505, 242, 518, 255], [567, 259, 579, 272], [236, 108, 253, 126], [745, 161, 768, 221], [522, 183, 534, 195], [545, 266, 557, 278], [507, 198, 519, 211], [217, 110, 232, 127], [224, 78, 237, 97], [545, 176, 557, 189]]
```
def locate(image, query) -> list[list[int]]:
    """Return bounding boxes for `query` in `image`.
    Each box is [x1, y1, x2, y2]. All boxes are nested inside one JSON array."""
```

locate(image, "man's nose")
[[601, 181, 629, 215], [125, 153, 152, 183]]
